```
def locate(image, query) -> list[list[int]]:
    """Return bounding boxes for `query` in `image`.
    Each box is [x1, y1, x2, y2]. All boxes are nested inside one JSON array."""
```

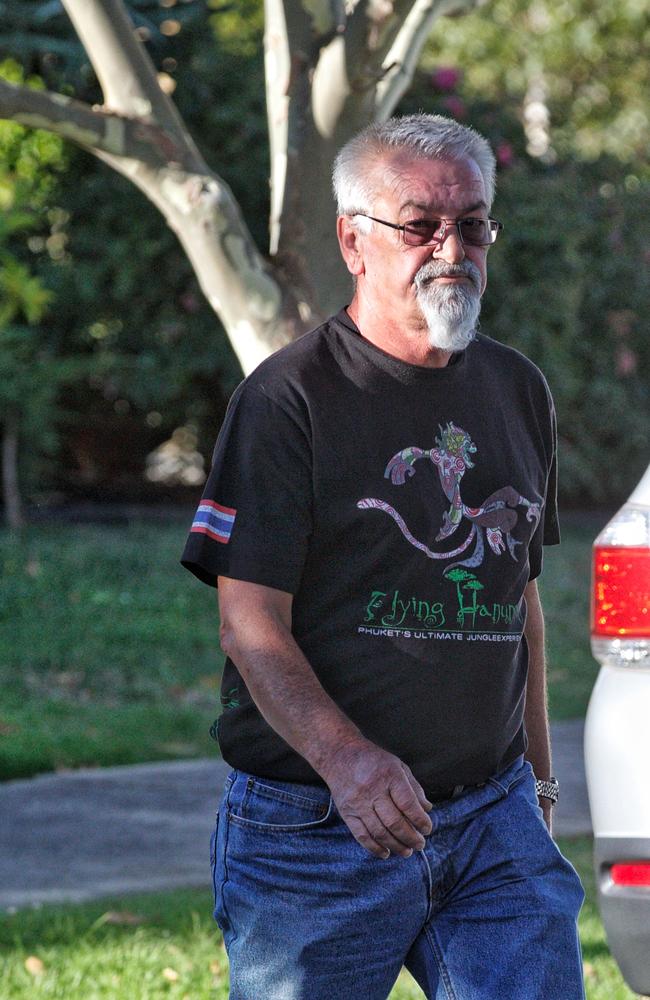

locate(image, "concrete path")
[[0, 721, 590, 911]]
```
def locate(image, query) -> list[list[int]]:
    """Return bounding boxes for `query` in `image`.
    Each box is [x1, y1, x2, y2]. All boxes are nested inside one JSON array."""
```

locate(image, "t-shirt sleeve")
[[528, 391, 560, 581], [181, 380, 313, 592]]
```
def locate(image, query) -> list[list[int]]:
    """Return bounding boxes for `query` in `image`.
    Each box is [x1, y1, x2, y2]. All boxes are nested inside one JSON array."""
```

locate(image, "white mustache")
[[414, 260, 482, 292]]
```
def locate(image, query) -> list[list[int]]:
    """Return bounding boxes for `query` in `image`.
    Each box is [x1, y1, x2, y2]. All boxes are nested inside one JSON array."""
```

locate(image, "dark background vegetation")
[[0, 0, 648, 516]]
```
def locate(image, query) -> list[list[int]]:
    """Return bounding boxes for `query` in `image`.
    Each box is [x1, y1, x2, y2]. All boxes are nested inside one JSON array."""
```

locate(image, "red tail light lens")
[[592, 546, 650, 637], [611, 862, 650, 887]]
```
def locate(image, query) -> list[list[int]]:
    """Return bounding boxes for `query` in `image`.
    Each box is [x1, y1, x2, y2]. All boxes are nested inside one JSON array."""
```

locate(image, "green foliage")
[[0, 58, 84, 488], [0, 58, 65, 206], [0, 253, 52, 324], [0, 888, 230, 1000], [207, 0, 265, 59], [423, 0, 649, 170]]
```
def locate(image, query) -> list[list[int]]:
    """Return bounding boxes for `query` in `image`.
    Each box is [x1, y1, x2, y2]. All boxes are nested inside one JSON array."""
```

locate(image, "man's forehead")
[[375, 153, 486, 214]]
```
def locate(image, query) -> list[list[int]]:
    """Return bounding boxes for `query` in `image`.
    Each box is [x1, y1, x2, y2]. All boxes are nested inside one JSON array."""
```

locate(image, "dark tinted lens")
[[459, 218, 492, 245], [403, 220, 441, 246]]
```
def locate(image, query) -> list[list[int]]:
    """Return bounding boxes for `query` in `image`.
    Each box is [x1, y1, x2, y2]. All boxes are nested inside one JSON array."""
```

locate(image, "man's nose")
[[433, 224, 465, 264]]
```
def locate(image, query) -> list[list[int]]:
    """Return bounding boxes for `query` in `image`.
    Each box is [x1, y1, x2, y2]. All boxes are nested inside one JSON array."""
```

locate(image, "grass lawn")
[[0, 838, 642, 999], [538, 514, 607, 720], [0, 520, 221, 779], [1, 516, 603, 779]]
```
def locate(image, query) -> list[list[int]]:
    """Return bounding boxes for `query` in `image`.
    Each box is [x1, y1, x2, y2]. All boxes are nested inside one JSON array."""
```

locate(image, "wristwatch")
[[535, 776, 559, 804]]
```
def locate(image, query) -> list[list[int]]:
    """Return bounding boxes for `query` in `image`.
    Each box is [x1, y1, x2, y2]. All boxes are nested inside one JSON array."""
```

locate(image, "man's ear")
[[337, 216, 365, 276]]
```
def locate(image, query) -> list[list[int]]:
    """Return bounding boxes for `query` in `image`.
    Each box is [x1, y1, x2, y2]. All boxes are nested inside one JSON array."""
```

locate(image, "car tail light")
[[593, 547, 650, 637], [610, 862, 650, 887], [590, 489, 650, 668]]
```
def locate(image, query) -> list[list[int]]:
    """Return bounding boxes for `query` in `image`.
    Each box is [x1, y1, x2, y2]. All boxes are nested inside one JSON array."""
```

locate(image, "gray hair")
[[332, 113, 496, 217]]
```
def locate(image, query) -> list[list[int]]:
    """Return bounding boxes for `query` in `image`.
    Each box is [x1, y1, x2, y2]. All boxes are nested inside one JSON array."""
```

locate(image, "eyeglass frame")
[[352, 213, 504, 248]]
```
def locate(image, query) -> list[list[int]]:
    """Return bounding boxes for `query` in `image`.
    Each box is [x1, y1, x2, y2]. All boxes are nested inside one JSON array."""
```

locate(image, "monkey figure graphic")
[[357, 422, 541, 571]]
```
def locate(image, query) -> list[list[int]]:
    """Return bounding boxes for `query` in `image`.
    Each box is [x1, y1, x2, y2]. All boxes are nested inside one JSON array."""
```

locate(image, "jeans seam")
[[227, 794, 334, 833], [245, 778, 329, 809], [210, 813, 219, 909], [424, 923, 458, 1000], [486, 758, 530, 798], [219, 774, 237, 947], [416, 849, 435, 925]]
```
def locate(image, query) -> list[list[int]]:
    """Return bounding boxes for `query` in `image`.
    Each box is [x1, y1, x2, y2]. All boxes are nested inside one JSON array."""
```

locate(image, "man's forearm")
[[523, 581, 551, 776], [523, 579, 553, 831], [220, 599, 364, 775]]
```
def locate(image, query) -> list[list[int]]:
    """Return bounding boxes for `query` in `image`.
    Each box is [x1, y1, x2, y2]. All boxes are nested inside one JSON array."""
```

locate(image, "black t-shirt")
[[182, 310, 559, 796]]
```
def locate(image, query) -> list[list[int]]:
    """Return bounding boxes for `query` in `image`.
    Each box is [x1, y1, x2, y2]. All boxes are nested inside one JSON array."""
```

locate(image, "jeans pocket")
[[228, 776, 333, 833]]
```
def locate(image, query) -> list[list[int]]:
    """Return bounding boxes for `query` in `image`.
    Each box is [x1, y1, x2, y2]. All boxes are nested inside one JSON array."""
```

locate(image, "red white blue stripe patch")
[[191, 500, 237, 544]]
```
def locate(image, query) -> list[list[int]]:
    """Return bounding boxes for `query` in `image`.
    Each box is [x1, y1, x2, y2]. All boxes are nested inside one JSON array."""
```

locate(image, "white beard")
[[414, 261, 482, 353]]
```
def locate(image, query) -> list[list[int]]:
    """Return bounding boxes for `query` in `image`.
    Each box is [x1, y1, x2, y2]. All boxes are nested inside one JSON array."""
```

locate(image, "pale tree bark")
[[0, 0, 479, 375], [270, 0, 481, 317]]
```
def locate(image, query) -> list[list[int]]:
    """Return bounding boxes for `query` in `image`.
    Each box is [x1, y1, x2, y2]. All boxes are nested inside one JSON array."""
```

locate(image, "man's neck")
[[346, 300, 453, 369]]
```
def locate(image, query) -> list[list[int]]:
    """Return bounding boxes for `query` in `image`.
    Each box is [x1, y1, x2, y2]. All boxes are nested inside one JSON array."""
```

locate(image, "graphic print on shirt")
[[357, 422, 542, 644]]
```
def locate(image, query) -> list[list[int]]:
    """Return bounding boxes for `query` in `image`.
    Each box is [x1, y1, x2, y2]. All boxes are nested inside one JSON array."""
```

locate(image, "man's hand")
[[320, 738, 433, 859]]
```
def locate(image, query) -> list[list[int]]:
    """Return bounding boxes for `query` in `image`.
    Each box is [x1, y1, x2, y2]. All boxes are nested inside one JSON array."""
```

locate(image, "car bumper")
[[593, 836, 650, 996], [585, 664, 650, 993]]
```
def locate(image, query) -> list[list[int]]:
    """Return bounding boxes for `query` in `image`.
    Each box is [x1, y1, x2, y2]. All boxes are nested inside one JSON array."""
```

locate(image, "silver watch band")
[[535, 777, 559, 804]]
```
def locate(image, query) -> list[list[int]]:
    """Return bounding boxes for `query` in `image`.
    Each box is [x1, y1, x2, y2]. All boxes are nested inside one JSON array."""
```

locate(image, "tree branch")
[[310, 1, 416, 141], [61, 0, 202, 166], [264, 0, 291, 255], [343, 0, 414, 78], [0, 80, 185, 167], [375, 0, 480, 120]]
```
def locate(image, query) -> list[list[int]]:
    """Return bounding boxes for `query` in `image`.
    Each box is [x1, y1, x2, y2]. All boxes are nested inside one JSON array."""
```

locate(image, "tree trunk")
[[2, 416, 24, 530]]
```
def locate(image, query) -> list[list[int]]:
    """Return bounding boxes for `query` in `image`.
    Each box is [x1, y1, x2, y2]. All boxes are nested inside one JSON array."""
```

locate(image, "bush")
[[485, 162, 648, 504]]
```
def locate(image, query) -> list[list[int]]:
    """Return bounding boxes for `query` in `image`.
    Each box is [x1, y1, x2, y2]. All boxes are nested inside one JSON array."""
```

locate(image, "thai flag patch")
[[191, 500, 237, 544]]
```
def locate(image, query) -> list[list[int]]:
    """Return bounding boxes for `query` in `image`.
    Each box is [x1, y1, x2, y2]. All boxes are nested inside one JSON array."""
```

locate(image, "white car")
[[584, 464, 650, 996]]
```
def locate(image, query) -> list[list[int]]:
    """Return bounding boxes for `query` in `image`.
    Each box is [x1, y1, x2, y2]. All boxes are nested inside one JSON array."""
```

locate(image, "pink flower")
[[496, 142, 515, 168], [180, 292, 201, 314], [441, 95, 467, 119], [616, 346, 637, 377], [431, 67, 462, 92]]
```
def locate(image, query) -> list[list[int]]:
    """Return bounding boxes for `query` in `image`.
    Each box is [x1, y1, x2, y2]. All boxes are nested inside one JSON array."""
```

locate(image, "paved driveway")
[[0, 721, 589, 910]]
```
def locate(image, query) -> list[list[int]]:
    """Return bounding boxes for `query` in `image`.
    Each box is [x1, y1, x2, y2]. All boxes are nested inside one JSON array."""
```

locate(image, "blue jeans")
[[210, 756, 585, 999]]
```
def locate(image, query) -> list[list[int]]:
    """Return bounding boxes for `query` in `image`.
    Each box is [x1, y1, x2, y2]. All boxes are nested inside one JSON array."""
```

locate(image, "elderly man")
[[182, 114, 585, 999]]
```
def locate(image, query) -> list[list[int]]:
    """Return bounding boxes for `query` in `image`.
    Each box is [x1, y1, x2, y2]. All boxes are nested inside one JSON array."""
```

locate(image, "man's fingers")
[[404, 769, 434, 812], [344, 815, 391, 859], [372, 799, 425, 853], [390, 773, 434, 837], [344, 810, 415, 858]]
